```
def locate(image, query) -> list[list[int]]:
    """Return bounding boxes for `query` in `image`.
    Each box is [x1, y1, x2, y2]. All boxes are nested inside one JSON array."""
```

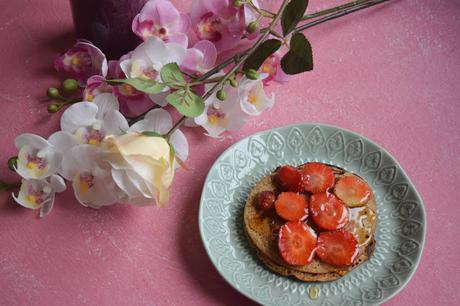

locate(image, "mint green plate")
[[199, 123, 426, 305]]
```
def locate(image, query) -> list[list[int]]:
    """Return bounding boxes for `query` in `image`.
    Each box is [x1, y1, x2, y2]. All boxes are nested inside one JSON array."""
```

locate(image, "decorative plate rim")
[[198, 122, 426, 306]]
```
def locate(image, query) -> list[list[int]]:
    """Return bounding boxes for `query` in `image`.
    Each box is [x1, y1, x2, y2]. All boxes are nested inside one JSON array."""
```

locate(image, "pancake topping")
[[309, 192, 348, 231], [316, 230, 359, 267], [278, 221, 317, 266]]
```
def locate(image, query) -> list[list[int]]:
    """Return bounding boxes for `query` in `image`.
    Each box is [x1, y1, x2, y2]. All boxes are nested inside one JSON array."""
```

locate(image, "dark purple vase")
[[70, 0, 148, 60]]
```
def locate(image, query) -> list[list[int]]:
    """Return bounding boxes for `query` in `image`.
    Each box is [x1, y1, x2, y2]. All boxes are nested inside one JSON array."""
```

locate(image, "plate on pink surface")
[[199, 123, 426, 305]]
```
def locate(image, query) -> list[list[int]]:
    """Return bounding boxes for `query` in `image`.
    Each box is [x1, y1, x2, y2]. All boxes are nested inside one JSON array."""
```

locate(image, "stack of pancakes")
[[243, 165, 377, 281]]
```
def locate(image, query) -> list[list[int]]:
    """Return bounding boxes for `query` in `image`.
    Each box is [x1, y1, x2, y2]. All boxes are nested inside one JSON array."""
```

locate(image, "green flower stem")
[[301, 0, 372, 21], [189, 76, 225, 86], [0, 181, 20, 192], [165, 0, 291, 139], [295, 0, 388, 32], [195, 50, 249, 82]]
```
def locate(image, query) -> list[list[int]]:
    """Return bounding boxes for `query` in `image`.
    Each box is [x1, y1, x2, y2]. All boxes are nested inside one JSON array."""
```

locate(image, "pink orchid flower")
[[181, 40, 217, 76], [54, 40, 108, 85], [132, 0, 190, 48], [82, 52, 166, 118], [259, 51, 291, 85], [190, 0, 257, 52], [83, 75, 113, 102]]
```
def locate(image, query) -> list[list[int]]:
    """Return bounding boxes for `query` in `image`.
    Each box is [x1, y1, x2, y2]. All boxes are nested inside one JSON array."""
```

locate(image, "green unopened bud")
[[7, 156, 17, 172], [233, 0, 243, 8], [48, 103, 60, 113], [47, 87, 60, 99], [216, 89, 227, 101], [247, 21, 258, 34], [245, 69, 259, 80], [62, 78, 79, 94], [229, 78, 238, 87]]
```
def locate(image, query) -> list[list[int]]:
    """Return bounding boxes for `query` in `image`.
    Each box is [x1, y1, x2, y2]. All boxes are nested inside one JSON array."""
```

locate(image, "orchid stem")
[[301, 0, 373, 21], [295, 0, 389, 33]]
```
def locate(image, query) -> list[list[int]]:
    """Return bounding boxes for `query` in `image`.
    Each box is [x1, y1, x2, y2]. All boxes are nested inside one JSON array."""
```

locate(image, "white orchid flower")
[[15, 134, 63, 179], [120, 37, 187, 106], [13, 174, 66, 218], [239, 74, 275, 116], [50, 93, 129, 148], [128, 108, 189, 163], [192, 86, 248, 138], [120, 37, 186, 82], [60, 145, 119, 208]]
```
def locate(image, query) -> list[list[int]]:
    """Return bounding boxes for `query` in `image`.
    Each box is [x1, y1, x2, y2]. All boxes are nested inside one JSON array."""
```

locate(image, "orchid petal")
[[93, 93, 120, 118], [193, 40, 217, 69], [169, 130, 189, 162], [39, 193, 55, 218], [128, 108, 172, 134], [102, 110, 129, 135], [48, 131, 79, 152], [61, 102, 98, 133], [15, 134, 49, 150]]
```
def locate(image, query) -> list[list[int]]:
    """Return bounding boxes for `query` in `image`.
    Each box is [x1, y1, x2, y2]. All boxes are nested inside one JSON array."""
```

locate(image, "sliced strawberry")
[[255, 191, 276, 211], [278, 221, 317, 266], [302, 163, 335, 193], [274, 165, 308, 192], [316, 230, 359, 267], [275, 192, 308, 221], [309, 193, 348, 231], [334, 175, 371, 207]]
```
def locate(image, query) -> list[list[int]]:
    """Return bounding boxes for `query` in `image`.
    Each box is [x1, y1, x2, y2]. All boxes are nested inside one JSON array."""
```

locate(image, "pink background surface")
[[1, 0, 459, 305]]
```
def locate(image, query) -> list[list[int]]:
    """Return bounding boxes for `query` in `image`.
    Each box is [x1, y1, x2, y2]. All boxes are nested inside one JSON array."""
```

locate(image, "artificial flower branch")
[[163, 0, 390, 138], [5, 0, 394, 217]]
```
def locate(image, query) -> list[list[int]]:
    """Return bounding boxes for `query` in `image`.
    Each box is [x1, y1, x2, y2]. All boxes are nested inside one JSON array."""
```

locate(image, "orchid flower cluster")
[[3, 0, 388, 217]]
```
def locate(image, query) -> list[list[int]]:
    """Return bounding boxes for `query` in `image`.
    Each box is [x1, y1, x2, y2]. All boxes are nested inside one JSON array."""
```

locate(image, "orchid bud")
[[247, 21, 258, 34], [245, 69, 259, 80], [233, 0, 243, 8], [229, 78, 238, 88], [216, 89, 227, 101], [47, 87, 60, 99], [62, 78, 79, 94], [48, 103, 60, 113], [7, 156, 17, 172]]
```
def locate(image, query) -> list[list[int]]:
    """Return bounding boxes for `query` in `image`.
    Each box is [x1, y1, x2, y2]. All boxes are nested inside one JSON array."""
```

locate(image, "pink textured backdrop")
[[1, 0, 459, 305]]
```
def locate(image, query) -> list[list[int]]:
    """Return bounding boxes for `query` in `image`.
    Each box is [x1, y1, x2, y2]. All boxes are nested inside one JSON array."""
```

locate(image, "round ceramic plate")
[[199, 123, 426, 306]]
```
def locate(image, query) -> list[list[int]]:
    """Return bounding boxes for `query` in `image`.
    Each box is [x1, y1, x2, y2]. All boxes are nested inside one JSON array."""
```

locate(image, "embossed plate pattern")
[[199, 123, 426, 306]]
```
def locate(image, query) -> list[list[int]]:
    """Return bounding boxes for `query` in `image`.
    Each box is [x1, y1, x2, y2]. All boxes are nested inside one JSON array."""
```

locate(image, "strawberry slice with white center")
[[302, 163, 335, 193], [334, 175, 371, 207], [278, 221, 317, 266], [317, 230, 359, 267]]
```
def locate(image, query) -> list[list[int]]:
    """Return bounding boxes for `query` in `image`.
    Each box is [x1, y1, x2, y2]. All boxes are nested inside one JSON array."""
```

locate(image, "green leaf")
[[107, 78, 166, 94], [166, 88, 205, 118], [281, 32, 313, 75], [243, 39, 282, 71], [141, 131, 162, 137], [160, 63, 186, 87], [281, 0, 309, 36]]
